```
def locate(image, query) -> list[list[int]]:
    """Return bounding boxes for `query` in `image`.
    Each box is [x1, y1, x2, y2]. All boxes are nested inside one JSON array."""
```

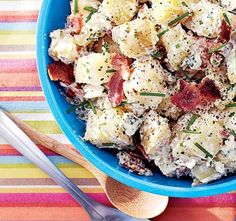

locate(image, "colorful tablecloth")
[[0, 1, 235, 220]]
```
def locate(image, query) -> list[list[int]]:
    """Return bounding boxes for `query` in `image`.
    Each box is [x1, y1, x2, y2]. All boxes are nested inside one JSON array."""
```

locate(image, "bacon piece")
[[108, 72, 124, 107], [48, 61, 74, 84], [133, 131, 150, 161], [111, 54, 132, 80], [66, 83, 84, 99], [117, 151, 153, 176], [106, 29, 112, 37], [112, 54, 132, 71], [199, 78, 221, 102], [171, 78, 221, 111], [220, 129, 229, 139], [219, 20, 231, 42], [171, 80, 201, 111], [68, 13, 83, 34]]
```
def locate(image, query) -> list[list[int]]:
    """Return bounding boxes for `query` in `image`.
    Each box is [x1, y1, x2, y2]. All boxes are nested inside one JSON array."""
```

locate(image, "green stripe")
[[24, 121, 62, 134]]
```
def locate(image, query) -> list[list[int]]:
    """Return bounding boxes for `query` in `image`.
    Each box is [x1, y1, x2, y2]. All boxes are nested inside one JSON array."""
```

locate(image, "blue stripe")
[[0, 156, 73, 164], [0, 101, 49, 111], [0, 22, 36, 31]]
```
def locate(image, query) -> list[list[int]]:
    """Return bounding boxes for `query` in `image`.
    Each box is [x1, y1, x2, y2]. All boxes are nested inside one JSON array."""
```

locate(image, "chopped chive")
[[209, 43, 227, 53], [182, 129, 201, 134], [84, 6, 98, 13], [87, 99, 97, 114], [119, 101, 128, 106], [102, 143, 115, 146], [84, 6, 98, 22], [85, 13, 93, 22], [225, 103, 236, 108], [194, 142, 213, 158], [106, 69, 116, 73], [223, 12, 231, 26], [102, 42, 109, 52], [229, 129, 236, 136], [73, 0, 78, 14], [140, 92, 166, 97], [186, 114, 198, 130], [168, 12, 191, 26], [182, 1, 188, 7], [66, 101, 87, 113], [176, 43, 180, 49], [157, 29, 169, 38], [151, 51, 163, 59]]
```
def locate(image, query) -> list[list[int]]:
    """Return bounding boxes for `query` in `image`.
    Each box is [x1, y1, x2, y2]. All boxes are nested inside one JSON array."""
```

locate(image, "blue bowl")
[[36, 0, 236, 197]]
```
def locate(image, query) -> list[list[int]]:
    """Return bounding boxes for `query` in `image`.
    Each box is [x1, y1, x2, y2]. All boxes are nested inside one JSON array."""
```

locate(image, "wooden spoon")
[[7, 112, 169, 219]]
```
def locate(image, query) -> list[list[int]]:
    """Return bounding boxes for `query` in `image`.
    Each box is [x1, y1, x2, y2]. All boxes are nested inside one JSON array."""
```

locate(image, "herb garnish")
[[229, 129, 236, 136], [168, 12, 191, 26], [194, 142, 213, 158], [223, 12, 231, 26], [106, 69, 116, 73], [140, 92, 166, 97], [87, 99, 97, 114], [66, 99, 96, 114], [73, 0, 78, 14], [176, 43, 180, 49], [225, 103, 236, 108], [182, 129, 201, 134], [102, 143, 115, 146], [182, 114, 200, 134], [209, 43, 227, 54], [157, 29, 169, 38], [102, 42, 109, 52], [84, 6, 98, 22], [119, 101, 128, 106], [66, 101, 88, 113], [151, 51, 163, 59], [186, 114, 198, 130], [181, 1, 188, 7]]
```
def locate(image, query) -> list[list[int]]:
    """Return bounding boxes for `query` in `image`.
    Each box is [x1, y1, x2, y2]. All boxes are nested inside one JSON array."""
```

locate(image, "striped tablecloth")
[[0, 1, 235, 220]]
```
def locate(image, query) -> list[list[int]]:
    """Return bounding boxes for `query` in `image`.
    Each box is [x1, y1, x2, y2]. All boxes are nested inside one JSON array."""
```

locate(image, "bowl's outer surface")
[[36, 0, 236, 197]]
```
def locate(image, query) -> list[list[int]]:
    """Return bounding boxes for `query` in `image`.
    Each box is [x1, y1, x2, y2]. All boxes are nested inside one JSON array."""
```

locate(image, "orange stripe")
[[0, 207, 90, 221], [0, 11, 38, 22], [0, 144, 58, 155], [0, 73, 41, 87], [156, 207, 236, 221], [0, 96, 45, 101]]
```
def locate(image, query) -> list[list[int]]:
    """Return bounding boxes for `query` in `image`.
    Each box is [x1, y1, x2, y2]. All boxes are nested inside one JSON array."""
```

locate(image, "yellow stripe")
[[0, 34, 35, 45], [10, 110, 50, 114], [24, 121, 62, 134], [0, 187, 104, 194], [0, 53, 36, 59], [0, 91, 43, 97], [0, 30, 35, 35], [0, 168, 95, 178]]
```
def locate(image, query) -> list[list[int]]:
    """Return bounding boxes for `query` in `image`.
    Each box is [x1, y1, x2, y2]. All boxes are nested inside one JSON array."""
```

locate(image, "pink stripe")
[[0, 193, 111, 207], [0, 11, 38, 22], [0, 87, 42, 91], [0, 59, 37, 73], [169, 193, 236, 207]]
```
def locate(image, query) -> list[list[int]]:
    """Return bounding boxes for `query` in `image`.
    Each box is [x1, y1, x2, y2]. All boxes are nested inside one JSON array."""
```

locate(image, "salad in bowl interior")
[[47, 0, 236, 186]]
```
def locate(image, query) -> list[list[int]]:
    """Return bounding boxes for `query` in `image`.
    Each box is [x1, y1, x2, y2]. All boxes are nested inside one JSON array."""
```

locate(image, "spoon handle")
[[0, 109, 106, 220], [5, 111, 106, 184]]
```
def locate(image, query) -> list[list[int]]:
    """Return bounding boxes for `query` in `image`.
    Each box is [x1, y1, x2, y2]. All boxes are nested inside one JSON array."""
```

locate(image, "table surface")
[[0, 1, 235, 220]]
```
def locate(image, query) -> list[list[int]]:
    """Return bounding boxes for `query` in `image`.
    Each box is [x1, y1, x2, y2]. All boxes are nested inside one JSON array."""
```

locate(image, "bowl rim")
[[36, 0, 236, 198]]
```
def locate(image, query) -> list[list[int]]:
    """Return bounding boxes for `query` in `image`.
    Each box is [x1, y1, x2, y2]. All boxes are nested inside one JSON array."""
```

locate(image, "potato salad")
[[48, 0, 236, 185]]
